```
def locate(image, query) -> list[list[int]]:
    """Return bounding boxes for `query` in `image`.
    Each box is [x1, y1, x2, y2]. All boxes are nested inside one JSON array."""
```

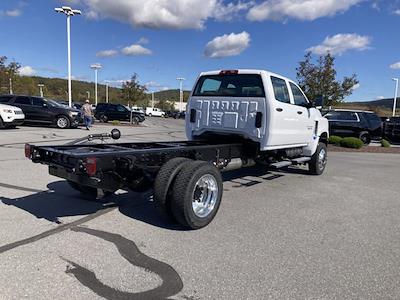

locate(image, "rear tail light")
[[25, 144, 32, 159], [190, 109, 196, 123], [83, 157, 97, 176], [255, 112, 262, 128]]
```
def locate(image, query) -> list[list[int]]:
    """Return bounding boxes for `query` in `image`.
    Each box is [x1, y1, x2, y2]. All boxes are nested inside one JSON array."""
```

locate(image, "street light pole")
[[86, 91, 90, 100], [152, 91, 155, 108], [176, 77, 186, 112], [9, 78, 13, 94], [55, 6, 81, 108], [105, 81, 109, 103], [90, 63, 102, 106], [38, 84, 45, 97], [393, 78, 399, 117]]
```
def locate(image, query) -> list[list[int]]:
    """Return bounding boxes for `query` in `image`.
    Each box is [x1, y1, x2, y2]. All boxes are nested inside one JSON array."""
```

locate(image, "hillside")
[[0, 75, 190, 105], [338, 97, 399, 116]]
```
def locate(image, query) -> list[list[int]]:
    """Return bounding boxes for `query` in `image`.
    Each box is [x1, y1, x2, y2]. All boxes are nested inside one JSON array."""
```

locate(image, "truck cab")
[[186, 69, 328, 157]]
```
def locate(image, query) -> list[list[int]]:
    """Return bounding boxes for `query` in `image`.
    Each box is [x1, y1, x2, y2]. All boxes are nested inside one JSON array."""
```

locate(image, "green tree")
[[122, 74, 148, 106], [0, 56, 20, 94], [296, 52, 359, 106]]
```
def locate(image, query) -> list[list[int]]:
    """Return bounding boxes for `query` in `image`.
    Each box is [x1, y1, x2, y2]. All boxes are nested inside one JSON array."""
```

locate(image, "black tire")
[[0, 117, 5, 129], [308, 143, 327, 175], [56, 115, 71, 129], [148, 113, 152, 117], [100, 115, 108, 123], [170, 161, 223, 229], [359, 131, 371, 145], [153, 157, 191, 221], [67, 180, 113, 201], [132, 116, 140, 125]]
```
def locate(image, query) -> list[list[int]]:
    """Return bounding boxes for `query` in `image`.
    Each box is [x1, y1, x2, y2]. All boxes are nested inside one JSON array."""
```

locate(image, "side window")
[[108, 105, 117, 112], [32, 98, 44, 106], [290, 83, 308, 107], [339, 111, 359, 121], [271, 76, 290, 104], [14, 97, 31, 105], [200, 78, 222, 94], [0, 96, 13, 103], [117, 105, 126, 112]]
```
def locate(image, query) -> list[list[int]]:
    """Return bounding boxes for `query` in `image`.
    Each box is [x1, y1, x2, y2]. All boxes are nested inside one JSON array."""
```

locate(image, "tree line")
[[1, 52, 358, 108]]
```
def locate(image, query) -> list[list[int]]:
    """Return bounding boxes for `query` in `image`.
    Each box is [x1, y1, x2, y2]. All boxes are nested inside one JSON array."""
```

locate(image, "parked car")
[[0, 103, 25, 129], [384, 117, 400, 141], [58, 101, 83, 110], [145, 107, 165, 117], [94, 103, 145, 124], [0, 95, 82, 129], [323, 109, 382, 144]]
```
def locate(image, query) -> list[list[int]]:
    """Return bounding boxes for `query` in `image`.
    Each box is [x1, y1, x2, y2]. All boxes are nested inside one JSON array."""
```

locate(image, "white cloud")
[[204, 31, 250, 58], [96, 49, 118, 57], [82, 0, 250, 29], [352, 83, 360, 90], [390, 62, 400, 69], [376, 96, 385, 100], [137, 37, 149, 45], [0, 9, 22, 17], [19, 66, 36, 76], [122, 44, 152, 56], [307, 33, 371, 55], [394, 9, 400, 15], [247, 0, 361, 22]]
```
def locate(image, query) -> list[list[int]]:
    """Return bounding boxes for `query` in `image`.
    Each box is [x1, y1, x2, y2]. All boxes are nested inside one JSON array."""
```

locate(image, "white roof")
[[199, 69, 292, 81]]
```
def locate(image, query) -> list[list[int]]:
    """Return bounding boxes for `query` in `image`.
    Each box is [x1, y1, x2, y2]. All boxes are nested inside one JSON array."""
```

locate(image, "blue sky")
[[1, 0, 400, 101]]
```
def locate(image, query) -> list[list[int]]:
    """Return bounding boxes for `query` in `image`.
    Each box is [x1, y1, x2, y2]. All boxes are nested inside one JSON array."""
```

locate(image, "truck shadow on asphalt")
[[0, 165, 297, 229]]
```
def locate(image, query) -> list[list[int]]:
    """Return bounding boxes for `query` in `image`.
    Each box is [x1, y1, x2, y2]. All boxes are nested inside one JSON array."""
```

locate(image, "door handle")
[[276, 108, 283, 112], [297, 111, 303, 115]]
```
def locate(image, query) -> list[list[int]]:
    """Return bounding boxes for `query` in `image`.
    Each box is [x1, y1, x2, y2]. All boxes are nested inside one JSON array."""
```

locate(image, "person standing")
[[82, 99, 93, 130]]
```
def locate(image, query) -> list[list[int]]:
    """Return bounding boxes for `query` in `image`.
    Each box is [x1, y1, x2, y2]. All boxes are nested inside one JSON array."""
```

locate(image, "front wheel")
[[132, 116, 140, 125], [359, 132, 371, 145], [56, 116, 70, 129], [170, 161, 223, 229], [308, 143, 327, 175]]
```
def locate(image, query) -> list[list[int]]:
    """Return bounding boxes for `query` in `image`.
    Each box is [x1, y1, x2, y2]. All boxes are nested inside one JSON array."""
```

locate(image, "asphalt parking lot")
[[1, 117, 400, 300]]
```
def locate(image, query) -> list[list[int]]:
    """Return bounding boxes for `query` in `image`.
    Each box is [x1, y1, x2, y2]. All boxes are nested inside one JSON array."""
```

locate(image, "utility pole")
[[151, 91, 155, 108], [176, 77, 186, 112], [105, 81, 109, 103], [38, 84, 45, 97], [392, 78, 399, 117], [55, 6, 82, 108], [9, 78, 13, 94], [90, 63, 102, 106], [86, 91, 90, 100]]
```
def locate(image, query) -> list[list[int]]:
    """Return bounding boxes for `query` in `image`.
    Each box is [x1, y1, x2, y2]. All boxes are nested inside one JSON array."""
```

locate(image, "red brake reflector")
[[84, 157, 97, 176], [219, 70, 239, 75], [25, 144, 32, 159]]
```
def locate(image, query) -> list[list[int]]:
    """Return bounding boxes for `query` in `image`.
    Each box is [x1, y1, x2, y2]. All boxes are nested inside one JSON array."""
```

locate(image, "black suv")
[[95, 103, 145, 124], [0, 95, 83, 129], [384, 117, 400, 141], [323, 109, 382, 144]]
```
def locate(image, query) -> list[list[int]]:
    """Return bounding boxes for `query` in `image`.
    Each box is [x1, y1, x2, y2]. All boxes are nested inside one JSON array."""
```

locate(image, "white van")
[[146, 107, 165, 117]]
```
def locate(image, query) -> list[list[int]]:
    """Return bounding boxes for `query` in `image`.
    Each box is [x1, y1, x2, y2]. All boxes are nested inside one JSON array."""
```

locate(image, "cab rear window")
[[193, 74, 265, 97]]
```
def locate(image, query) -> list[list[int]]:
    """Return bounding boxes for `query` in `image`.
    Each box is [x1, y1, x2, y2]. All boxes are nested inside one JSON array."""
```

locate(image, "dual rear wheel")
[[154, 158, 223, 229]]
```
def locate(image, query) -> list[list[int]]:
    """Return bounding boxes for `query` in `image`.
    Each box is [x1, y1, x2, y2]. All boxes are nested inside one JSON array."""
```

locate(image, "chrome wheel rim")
[[192, 174, 218, 218], [318, 148, 327, 170], [57, 117, 68, 128]]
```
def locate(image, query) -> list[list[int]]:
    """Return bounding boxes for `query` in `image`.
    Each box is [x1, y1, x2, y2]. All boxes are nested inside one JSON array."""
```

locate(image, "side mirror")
[[42, 103, 48, 108], [111, 128, 121, 140], [314, 95, 324, 109]]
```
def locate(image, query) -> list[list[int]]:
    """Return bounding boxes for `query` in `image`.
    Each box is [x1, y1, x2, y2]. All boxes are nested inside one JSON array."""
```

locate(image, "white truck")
[[146, 107, 165, 117], [0, 103, 25, 129], [26, 69, 328, 229]]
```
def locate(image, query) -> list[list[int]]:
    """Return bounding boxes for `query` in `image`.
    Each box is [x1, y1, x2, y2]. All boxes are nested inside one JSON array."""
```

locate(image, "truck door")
[[289, 82, 314, 143], [269, 76, 309, 146]]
